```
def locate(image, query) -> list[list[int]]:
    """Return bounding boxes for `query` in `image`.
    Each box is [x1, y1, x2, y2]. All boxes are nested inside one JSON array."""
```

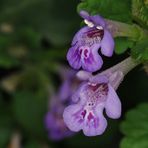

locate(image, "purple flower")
[[63, 72, 121, 136], [67, 11, 114, 72], [58, 68, 79, 102], [45, 68, 80, 140], [45, 100, 74, 140]]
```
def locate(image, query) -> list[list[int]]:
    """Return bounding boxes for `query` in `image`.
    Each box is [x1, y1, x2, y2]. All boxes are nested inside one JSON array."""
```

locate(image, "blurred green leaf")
[[131, 39, 148, 62], [12, 91, 48, 138], [24, 140, 46, 148], [0, 94, 14, 148], [0, 34, 13, 49], [0, 128, 12, 147], [18, 27, 41, 49], [20, 67, 50, 93], [121, 135, 148, 148], [0, 52, 20, 68], [0, 0, 79, 46], [115, 37, 134, 54], [120, 103, 148, 148], [77, 0, 132, 23]]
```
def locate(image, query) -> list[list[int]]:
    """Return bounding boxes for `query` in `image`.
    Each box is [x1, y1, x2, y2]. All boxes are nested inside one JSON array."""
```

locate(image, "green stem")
[[105, 19, 148, 41], [95, 57, 141, 90], [100, 56, 140, 76]]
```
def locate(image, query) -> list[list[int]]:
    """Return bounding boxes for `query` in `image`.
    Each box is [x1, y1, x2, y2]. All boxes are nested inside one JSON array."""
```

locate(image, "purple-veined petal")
[[67, 45, 81, 69], [71, 26, 90, 46], [101, 30, 114, 57], [63, 104, 84, 132], [81, 48, 103, 72], [105, 84, 121, 119], [83, 106, 107, 136]]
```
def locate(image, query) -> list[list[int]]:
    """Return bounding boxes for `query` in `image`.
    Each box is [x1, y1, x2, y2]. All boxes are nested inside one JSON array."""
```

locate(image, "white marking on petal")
[[88, 82, 97, 86], [84, 19, 94, 28], [96, 26, 103, 30]]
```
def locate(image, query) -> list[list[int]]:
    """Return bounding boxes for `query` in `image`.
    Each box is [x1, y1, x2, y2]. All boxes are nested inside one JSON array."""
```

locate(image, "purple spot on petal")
[[81, 110, 87, 118], [87, 112, 94, 121], [84, 52, 94, 64], [86, 28, 104, 39], [84, 49, 88, 58]]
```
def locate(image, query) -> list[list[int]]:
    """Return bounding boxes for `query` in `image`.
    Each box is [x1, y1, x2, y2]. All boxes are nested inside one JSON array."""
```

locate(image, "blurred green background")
[[0, 0, 148, 148]]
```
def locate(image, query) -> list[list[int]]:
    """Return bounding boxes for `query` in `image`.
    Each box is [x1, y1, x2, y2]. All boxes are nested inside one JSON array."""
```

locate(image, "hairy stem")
[[96, 57, 141, 89], [105, 19, 148, 41], [101, 56, 140, 76]]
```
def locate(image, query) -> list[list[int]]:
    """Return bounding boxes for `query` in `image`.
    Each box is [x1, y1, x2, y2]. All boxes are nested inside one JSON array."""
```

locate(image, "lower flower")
[[63, 73, 121, 136]]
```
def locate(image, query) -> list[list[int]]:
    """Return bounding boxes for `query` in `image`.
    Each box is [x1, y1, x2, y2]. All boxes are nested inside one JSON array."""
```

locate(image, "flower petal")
[[91, 15, 106, 27], [71, 88, 80, 103], [101, 30, 114, 57], [81, 48, 103, 72], [89, 74, 108, 84], [71, 82, 87, 104], [105, 84, 121, 119], [59, 80, 71, 101], [79, 11, 106, 27], [46, 112, 73, 141], [71, 26, 90, 46], [79, 10, 90, 20], [67, 45, 81, 69], [63, 104, 84, 132], [76, 70, 92, 81], [83, 107, 107, 136], [45, 112, 55, 129]]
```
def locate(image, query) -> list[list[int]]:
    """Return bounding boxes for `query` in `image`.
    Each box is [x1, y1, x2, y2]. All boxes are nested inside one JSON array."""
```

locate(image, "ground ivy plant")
[[58, 0, 148, 147]]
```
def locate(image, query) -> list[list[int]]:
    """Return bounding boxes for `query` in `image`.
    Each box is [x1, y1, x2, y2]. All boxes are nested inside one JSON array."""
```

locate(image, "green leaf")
[[0, 0, 79, 46], [132, 0, 148, 29], [121, 135, 148, 148], [0, 52, 20, 68], [24, 140, 45, 148], [0, 94, 14, 148], [115, 37, 134, 54], [77, 0, 132, 23], [131, 39, 148, 62], [0, 128, 12, 147], [12, 91, 48, 138], [120, 103, 148, 148], [18, 27, 41, 49]]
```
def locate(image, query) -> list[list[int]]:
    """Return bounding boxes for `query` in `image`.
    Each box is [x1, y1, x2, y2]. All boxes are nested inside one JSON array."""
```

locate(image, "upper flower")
[[67, 11, 114, 72], [63, 72, 121, 136]]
